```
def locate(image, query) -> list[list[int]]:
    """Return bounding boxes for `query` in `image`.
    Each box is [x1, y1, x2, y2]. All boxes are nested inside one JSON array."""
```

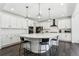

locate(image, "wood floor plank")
[[0, 41, 77, 56]]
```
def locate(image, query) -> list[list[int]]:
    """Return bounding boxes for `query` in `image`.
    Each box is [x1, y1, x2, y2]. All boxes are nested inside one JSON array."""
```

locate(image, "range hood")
[[50, 19, 57, 27]]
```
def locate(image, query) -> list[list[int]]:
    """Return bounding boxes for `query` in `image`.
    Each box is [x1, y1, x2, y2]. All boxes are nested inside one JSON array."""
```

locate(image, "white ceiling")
[[0, 3, 76, 21]]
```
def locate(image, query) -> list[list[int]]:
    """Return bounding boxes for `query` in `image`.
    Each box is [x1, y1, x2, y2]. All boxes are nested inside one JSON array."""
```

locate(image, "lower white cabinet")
[[0, 37, 2, 49], [59, 33, 71, 42], [1, 35, 11, 47], [0, 29, 26, 48], [1, 34, 20, 48]]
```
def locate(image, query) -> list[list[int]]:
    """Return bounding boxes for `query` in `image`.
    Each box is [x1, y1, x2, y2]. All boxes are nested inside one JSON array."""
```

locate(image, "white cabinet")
[[27, 20, 34, 26], [0, 12, 29, 48], [59, 33, 71, 42], [58, 20, 65, 29], [65, 19, 71, 28], [1, 33, 21, 48], [58, 18, 71, 29], [13, 17, 27, 29], [10, 35, 20, 44], [0, 12, 27, 29], [0, 37, 1, 49], [1, 14, 11, 28], [1, 35, 11, 47], [0, 29, 26, 48], [39, 21, 51, 29], [1, 35, 19, 47], [65, 33, 71, 41]]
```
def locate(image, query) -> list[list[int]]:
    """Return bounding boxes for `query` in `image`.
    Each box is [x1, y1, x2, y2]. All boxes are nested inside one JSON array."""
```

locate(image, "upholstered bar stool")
[[51, 36, 59, 55], [19, 37, 31, 56], [39, 38, 51, 56]]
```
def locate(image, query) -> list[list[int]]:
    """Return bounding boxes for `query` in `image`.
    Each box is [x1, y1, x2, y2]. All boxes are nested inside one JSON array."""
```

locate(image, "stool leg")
[[19, 42, 22, 56], [39, 45, 41, 55], [38, 43, 41, 55], [30, 42, 31, 55], [24, 48, 26, 56], [49, 44, 51, 56], [48, 45, 50, 56], [45, 45, 47, 56]]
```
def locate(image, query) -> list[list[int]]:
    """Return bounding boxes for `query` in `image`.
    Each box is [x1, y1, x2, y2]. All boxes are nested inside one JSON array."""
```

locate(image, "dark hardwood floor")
[[0, 41, 78, 56]]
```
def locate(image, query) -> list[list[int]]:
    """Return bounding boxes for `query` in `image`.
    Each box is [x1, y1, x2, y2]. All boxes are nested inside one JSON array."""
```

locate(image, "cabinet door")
[[40, 21, 51, 29], [65, 19, 71, 28], [15, 17, 27, 29], [1, 35, 11, 47], [0, 37, 2, 49], [1, 13, 27, 29], [59, 33, 66, 41], [59, 33, 71, 42], [10, 35, 20, 44], [58, 18, 71, 29], [27, 20, 34, 26], [65, 34, 71, 41], [58, 20, 65, 29], [10, 16, 17, 28], [1, 14, 11, 28]]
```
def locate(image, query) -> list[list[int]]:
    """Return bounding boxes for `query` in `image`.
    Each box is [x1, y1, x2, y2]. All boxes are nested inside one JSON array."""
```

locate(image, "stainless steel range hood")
[[50, 19, 57, 27]]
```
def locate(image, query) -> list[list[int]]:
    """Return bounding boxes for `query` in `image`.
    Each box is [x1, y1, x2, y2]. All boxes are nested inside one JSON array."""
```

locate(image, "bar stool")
[[39, 38, 50, 56], [51, 36, 59, 55], [19, 37, 31, 56], [51, 36, 59, 45]]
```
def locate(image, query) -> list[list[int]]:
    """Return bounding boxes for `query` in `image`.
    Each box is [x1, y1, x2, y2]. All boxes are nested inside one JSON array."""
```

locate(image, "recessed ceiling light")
[[60, 3, 64, 5], [10, 8, 14, 11], [28, 15, 30, 17]]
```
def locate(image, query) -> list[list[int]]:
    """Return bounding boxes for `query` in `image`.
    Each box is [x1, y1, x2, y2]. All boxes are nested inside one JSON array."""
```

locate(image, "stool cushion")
[[39, 42, 49, 45], [52, 39, 57, 41], [22, 40, 31, 43]]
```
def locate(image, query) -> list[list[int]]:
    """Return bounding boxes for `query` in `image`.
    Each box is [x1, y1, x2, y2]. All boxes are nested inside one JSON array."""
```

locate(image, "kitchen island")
[[20, 33, 59, 53]]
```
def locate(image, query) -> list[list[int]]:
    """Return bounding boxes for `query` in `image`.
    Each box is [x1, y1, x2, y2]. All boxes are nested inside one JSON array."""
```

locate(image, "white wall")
[[72, 4, 79, 43]]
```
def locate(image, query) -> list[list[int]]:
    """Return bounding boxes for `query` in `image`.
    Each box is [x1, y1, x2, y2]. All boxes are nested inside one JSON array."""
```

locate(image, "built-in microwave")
[[28, 26, 34, 34], [36, 26, 43, 33]]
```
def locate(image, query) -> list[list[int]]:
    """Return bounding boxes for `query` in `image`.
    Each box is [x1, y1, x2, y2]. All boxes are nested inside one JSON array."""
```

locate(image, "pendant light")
[[25, 6, 29, 19], [37, 3, 42, 19], [49, 8, 57, 27], [48, 8, 51, 21]]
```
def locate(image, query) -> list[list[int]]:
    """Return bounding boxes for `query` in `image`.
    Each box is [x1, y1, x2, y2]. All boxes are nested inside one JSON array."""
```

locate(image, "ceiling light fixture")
[[60, 3, 64, 5], [11, 8, 14, 11]]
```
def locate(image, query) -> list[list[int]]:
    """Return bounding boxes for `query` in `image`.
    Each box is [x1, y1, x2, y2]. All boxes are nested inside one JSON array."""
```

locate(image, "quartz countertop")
[[20, 33, 59, 38]]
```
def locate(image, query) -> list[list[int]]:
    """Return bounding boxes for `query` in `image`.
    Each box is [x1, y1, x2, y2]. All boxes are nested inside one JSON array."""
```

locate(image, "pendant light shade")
[[48, 8, 51, 20]]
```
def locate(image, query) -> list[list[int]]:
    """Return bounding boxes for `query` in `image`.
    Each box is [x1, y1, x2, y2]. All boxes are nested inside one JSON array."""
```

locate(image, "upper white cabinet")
[[39, 21, 51, 29], [58, 18, 71, 29], [0, 12, 28, 29], [27, 20, 34, 26], [1, 13, 11, 28]]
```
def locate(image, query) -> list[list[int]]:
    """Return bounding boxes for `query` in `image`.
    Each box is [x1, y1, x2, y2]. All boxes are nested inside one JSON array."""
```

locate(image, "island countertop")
[[20, 33, 59, 38]]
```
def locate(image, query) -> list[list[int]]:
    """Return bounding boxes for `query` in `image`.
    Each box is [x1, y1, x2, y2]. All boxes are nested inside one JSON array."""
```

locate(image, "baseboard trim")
[[1, 40, 72, 49], [1, 42, 20, 49]]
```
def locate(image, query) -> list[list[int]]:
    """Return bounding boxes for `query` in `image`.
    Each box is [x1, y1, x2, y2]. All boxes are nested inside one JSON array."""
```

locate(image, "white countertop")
[[20, 33, 59, 38]]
